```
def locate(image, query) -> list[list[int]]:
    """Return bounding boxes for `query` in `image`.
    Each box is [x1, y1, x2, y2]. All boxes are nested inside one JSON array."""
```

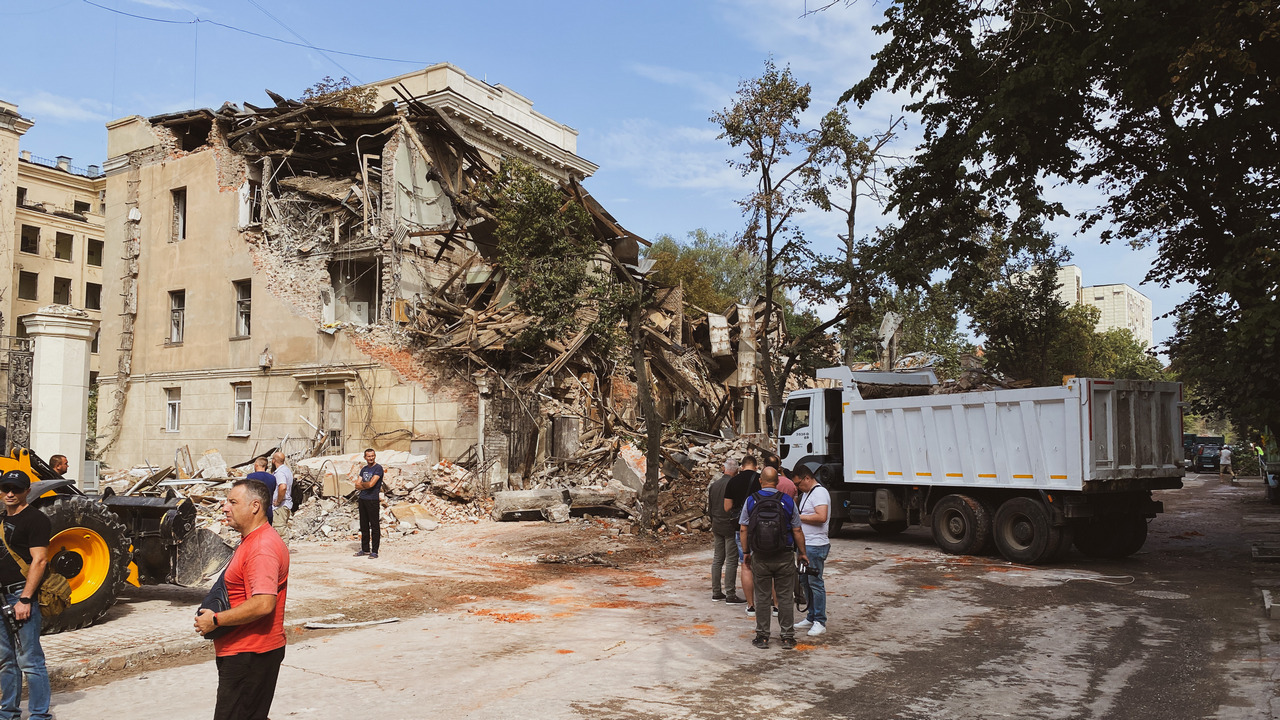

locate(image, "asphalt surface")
[[45, 472, 1280, 719]]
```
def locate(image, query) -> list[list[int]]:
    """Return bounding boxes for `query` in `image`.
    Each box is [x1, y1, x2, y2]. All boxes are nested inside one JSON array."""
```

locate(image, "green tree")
[[487, 161, 600, 350], [645, 229, 761, 312], [844, 283, 973, 377], [839, 0, 1279, 431], [713, 59, 821, 407]]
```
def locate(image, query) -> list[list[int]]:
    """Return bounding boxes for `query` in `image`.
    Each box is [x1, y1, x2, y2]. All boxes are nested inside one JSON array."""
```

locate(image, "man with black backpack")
[[738, 467, 807, 650]]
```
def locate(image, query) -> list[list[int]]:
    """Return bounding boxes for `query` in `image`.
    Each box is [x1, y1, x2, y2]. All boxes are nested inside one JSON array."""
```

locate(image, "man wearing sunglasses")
[[0, 469, 52, 720]]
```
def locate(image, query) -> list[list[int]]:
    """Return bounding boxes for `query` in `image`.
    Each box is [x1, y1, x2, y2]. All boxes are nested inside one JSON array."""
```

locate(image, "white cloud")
[[12, 91, 111, 124], [594, 118, 749, 193], [629, 64, 734, 110]]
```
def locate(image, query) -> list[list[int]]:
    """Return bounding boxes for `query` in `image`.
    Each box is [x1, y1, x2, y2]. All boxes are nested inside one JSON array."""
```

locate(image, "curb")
[[49, 613, 344, 687]]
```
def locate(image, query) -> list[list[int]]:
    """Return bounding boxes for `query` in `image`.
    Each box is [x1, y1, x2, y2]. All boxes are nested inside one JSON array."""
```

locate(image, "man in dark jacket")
[[707, 459, 742, 602]]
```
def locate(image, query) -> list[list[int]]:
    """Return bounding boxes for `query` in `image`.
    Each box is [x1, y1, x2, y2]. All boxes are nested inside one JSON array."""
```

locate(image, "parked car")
[[1193, 445, 1221, 472]]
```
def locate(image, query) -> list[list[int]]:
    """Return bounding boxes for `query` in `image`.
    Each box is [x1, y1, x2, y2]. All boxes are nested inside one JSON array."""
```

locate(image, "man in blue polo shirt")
[[739, 467, 807, 650]]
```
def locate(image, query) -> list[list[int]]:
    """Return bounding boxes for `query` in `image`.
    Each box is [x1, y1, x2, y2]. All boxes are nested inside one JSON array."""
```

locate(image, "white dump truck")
[[777, 368, 1184, 564]]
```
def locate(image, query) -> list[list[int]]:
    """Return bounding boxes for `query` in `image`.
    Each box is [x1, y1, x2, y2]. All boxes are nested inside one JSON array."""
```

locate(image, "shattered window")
[[55, 232, 73, 261], [53, 277, 72, 305], [169, 290, 185, 344], [20, 225, 39, 255], [17, 272, 38, 301], [74, 200, 91, 215], [234, 280, 251, 336], [233, 384, 252, 433], [171, 188, 187, 242]]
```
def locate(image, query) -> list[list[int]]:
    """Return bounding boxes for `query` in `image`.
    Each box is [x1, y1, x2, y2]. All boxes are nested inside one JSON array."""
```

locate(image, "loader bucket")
[[173, 528, 235, 587]]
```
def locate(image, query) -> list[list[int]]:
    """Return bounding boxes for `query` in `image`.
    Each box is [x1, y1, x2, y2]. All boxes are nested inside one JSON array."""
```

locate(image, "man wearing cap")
[[0, 469, 52, 720]]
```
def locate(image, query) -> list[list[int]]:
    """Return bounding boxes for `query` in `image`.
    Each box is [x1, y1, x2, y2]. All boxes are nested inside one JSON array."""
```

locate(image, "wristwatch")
[[17, 597, 31, 605]]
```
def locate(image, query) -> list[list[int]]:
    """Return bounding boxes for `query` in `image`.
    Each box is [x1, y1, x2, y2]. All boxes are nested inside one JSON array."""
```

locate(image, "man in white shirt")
[[1219, 446, 1235, 483], [271, 451, 295, 541], [792, 465, 830, 637]]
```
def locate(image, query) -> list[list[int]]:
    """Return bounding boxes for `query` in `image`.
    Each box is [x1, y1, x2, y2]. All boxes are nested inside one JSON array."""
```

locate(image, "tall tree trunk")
[[631, 298, 663, 533], [842, 184, 860, 365]]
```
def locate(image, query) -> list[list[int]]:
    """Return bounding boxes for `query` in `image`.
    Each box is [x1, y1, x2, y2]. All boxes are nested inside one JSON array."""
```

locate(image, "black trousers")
[[359, 498, 381, 553], [214, 646, 285, 720]]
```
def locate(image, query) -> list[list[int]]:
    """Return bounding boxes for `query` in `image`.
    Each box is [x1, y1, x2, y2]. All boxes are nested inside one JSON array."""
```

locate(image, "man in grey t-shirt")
[[271, 451, 294, 541], [707, 459, 742, 603]]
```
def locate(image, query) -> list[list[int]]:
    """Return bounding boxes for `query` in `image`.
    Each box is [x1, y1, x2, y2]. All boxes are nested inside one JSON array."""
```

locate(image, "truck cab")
[[776, 386, 844, 476]]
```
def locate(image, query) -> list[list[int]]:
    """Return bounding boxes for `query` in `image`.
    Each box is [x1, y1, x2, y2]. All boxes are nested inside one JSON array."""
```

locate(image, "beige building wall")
[[0, 102, 34, 337], [97, 118, 480, 467], [96, 64, 595, 471], [1, 100, 105, 375], [1083, 283, 1154, 348], [1054, 265, 1083, 307]]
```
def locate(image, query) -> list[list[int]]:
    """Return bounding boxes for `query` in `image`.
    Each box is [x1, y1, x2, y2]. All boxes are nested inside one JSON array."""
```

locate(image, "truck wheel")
[[868, 519, 908, 535], [993, 497, 1061, 565], [931, 495, 991, 555], [38, 495, 131, 634], [1073, 516, 1148, 559]]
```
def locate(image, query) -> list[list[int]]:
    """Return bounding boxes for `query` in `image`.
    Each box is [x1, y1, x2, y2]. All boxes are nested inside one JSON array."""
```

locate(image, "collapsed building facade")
[[97, 63, 774, 494]]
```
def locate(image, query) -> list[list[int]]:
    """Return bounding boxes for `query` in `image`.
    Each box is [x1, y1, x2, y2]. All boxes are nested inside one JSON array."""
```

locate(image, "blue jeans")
[[0, 592, 50, 720], [803, 544, 830, 625]]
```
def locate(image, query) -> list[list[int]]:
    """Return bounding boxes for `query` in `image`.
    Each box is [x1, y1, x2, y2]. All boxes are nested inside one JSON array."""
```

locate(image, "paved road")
[[47, 474, 1280, 719]]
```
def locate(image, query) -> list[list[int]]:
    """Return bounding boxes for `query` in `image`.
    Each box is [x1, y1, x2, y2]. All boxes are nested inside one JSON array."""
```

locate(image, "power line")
[[80, 0, 431, 65], [245, 0, 360, 82]]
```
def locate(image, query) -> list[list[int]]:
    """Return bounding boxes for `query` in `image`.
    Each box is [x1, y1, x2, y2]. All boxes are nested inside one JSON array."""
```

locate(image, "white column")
[[20, 306, 98, 484]]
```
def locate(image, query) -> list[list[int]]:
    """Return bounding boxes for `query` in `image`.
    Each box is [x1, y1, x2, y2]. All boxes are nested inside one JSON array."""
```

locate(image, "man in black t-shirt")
[[0, 469, 52, 720], [721, 456, 761, 614]]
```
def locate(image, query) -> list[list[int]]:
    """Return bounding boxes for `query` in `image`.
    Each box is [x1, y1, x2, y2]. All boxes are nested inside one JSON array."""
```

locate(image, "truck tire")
[[38, 495, 131, 634], [931, 494, 991, 555], [868, 519, 908, 535], [1073, 516, 1148, 559], [993, 497, 1062, 565]]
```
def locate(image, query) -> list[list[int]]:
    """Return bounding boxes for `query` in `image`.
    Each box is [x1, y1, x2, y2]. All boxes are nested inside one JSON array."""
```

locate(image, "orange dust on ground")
[[471, 609, 540, 623]]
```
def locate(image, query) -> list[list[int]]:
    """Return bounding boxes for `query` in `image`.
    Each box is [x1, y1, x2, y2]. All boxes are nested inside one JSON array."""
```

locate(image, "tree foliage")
[[645, 229, 761, 312], [713, 59, 819, 406], [840, 0, 1278, 428], [301, 75, 379, 112], [843, 283, 973, 377], [485, 160, 602, 350]]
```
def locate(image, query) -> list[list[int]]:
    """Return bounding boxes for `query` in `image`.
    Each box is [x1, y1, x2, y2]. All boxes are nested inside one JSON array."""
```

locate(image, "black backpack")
[[747, 491, 791, 554]]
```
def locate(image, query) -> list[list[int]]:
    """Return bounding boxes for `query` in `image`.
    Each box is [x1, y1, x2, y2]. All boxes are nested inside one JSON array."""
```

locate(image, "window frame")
[[233, 384, 252, 433], [171, 188, 187, 242], [54, 232, 73, 261], [168, 290, 186, 344], [17, 271, 38, 301], [52, 276, 72, 305], [19, 225, 39, 255], [165, 387, 181, 432], [85, 282, 102, 311], [233, 280, 252, 337], [86, 239, 104, 267]]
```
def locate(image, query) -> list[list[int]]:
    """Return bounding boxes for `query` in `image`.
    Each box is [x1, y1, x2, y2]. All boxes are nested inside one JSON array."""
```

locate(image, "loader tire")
[[38, 495, 131, 634], [993, 497, 1061, 565], [931, 494, 991, 556]]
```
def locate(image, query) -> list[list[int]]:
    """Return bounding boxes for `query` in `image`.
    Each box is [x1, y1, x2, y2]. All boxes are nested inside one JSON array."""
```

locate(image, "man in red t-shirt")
[[195, 478, 290, 720]]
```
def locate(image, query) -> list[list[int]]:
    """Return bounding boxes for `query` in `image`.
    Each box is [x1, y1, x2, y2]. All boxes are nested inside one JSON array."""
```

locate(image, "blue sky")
[[3, 0, 1189, 351]]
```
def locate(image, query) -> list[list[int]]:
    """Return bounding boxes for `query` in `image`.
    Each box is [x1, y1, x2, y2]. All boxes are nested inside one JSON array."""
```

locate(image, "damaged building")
[[97, 63, 773, 494]]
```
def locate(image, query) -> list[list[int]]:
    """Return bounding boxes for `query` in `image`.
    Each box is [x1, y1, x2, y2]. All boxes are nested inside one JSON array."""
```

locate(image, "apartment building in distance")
[[96, 63, 603, 474], [1054, 265, 1154, 348], [1, 100, 106, 374]]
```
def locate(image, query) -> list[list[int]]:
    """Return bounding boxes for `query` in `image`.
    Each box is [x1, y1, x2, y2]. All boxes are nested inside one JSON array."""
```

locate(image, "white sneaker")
[[807, 622, 826, 637], [794, 618, 813, 629]]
